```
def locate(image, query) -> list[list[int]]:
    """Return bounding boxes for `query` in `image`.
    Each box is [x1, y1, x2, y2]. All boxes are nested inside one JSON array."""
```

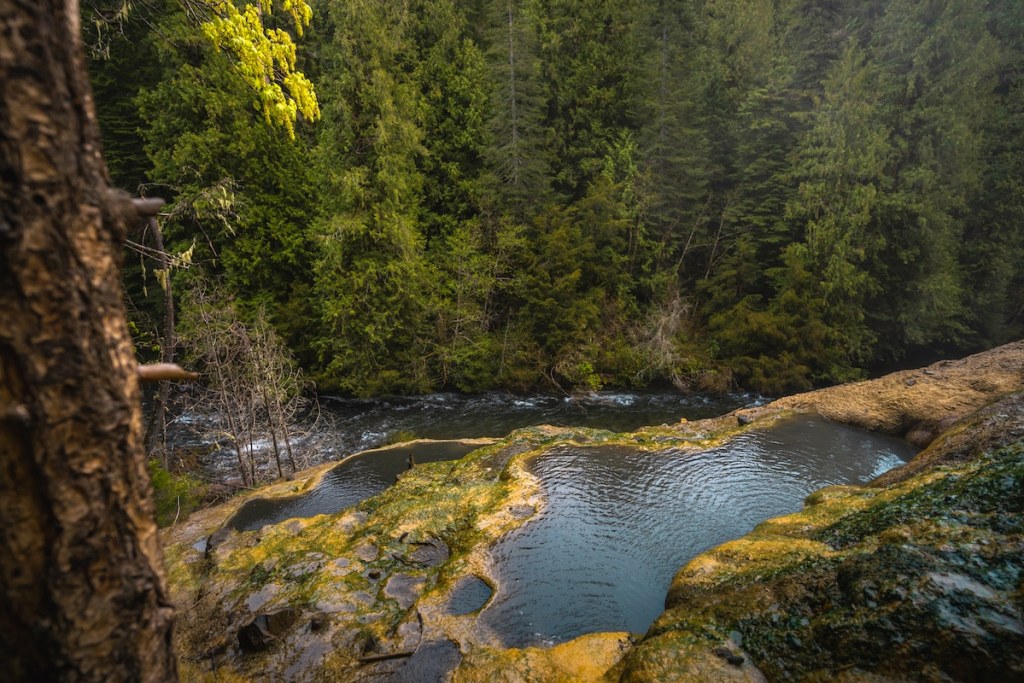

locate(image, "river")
[[177, 390, 760, 482]]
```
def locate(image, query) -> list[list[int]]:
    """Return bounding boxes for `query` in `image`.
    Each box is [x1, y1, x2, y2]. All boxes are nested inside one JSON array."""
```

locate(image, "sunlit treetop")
[[200, 0, 320, 138]]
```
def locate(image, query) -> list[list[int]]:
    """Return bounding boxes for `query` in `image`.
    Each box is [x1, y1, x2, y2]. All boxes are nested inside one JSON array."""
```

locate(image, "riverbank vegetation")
[[88, 0, 1024, 396]]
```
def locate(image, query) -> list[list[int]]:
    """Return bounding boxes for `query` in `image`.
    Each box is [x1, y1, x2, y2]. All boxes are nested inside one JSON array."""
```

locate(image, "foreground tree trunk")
[[0, 1, 177, 680]]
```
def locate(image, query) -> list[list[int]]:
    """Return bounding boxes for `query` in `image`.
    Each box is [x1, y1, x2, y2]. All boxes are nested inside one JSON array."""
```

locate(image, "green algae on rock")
[[159, 342, 1024, 682], [621, 393, 1024, 682], [162, 429, 617, 680]]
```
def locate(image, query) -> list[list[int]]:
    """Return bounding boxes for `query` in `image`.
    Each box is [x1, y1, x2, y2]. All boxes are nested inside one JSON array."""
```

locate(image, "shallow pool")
[[226, 440, 483, 532], [478, 415, 916, 646]]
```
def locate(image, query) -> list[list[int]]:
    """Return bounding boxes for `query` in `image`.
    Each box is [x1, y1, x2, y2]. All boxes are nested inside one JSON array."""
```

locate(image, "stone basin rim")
[[214, 437, 501, 537]]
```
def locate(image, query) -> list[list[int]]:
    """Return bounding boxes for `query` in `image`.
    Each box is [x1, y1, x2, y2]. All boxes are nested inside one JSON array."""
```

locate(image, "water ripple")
[[479, 415, 917, 646]]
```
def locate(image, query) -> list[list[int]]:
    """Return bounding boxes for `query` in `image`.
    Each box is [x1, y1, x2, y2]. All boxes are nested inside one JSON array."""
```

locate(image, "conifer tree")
[[864, 0, 1000, 358], [136, 8, 318, 358], [313, 0, 434, 394]]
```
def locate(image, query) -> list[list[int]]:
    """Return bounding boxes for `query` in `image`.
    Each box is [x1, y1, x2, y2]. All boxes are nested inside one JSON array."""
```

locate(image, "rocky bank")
[[162, 341, 1024, 681]]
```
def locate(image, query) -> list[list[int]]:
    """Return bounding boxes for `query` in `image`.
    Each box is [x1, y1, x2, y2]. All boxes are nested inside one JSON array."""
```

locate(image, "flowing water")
[[316, 391, 757, 457], [180, 391, 757, 481], [222, 391, 757, 529], [477, 415, 917, 646]]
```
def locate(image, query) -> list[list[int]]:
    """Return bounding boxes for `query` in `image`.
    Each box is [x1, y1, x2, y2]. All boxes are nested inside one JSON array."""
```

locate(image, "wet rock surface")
[[623, 391, 1024, 682], [764, 340, 1024, 445], [385, 640, 462, 683], [384, 573, 427, 610], [160, 427, 565, 680], [354, 542, 378, 562], [404, 537, 449, 567], [159, 342, 1024, 682]]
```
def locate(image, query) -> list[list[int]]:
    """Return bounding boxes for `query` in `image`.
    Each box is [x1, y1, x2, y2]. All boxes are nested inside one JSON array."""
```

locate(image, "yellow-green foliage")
[[201, 0, 319, 138]]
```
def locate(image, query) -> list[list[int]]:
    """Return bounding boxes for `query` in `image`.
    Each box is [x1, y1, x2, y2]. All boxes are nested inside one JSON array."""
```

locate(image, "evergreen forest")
[[88, 0, 1024, 396]]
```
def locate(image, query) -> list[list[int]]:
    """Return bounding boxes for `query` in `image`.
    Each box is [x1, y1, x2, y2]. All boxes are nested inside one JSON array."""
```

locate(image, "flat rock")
[[396, 613, 423, 650], [406, 538, 449, 567], [245, 583, 281, 612], [386, 639, 462, 683], [385, 573, 426, 610], [355, 542, 378, 562]]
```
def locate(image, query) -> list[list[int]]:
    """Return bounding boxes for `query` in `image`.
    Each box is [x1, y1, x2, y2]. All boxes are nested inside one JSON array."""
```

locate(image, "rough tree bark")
[[0, 1, 178, 680]]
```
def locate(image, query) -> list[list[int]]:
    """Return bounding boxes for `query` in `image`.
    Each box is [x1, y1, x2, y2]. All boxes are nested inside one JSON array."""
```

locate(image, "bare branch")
[[137, 363, 199, 382]]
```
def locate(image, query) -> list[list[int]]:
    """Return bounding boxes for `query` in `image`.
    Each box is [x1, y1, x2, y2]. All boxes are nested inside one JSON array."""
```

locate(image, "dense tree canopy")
[[91, 0, 1024, 395]]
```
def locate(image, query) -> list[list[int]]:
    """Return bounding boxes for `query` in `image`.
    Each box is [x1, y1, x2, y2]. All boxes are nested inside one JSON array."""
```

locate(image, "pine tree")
[[963, 0, 1024, 346], [136, 7, 319, 359], [480, 0, 553, 218], [785, 41, 890, 370], [865, 0, 1001, 359], [637, 0, 713, 274], [313, 0, 433, 394]]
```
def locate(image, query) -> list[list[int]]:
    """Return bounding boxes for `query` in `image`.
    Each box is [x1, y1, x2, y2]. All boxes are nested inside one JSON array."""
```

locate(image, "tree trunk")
[[0, 1, 178, 681], [262, 385, 284, 479], [281, 413, 297, 474], [149, 216, 176, 469]]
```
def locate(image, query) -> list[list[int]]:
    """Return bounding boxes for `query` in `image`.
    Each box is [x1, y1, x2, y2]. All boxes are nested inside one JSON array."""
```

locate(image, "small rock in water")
[[737, 413, 754, 426]]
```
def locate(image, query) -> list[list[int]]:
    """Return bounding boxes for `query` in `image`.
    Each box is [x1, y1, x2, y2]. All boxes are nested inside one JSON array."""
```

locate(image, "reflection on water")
[[446, 576, 494, 615], [479, 415, 917, 647], [226, 441, 481, 531], [221, 389, 759, 529]]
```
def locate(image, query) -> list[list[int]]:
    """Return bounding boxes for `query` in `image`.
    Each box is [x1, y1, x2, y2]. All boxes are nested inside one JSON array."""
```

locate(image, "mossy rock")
[[160, 344, 1024, 682], [624, 401, 1024, 682]]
